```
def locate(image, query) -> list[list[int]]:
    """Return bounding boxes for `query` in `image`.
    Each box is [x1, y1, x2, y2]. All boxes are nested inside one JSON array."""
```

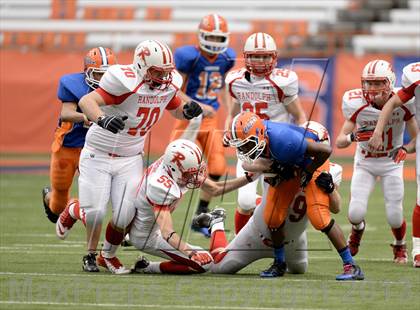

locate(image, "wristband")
[[166, 231, 176, 242]]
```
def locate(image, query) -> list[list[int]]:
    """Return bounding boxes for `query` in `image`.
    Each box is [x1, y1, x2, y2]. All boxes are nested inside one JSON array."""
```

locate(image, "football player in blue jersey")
[[228, 112, 364, 280], [170, 14, 236, 237], [42, 47, 116, 223]]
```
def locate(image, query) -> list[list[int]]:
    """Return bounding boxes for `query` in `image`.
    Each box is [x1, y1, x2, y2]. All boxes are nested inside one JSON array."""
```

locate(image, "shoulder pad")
[[342, 88, 365, 120], [174, 46, 200, 73], [402, 62, 420, 88], [145, 174, 181, 206], [270, 69, 299, 97], [171, 70, 183, 90], [99, 65, 136, 96], [225, 68, 246, 84]]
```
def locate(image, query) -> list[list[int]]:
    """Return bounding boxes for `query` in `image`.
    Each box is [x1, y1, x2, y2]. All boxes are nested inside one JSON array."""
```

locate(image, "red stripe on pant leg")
[[159, 261, 197, 274], [234, 210, 251, 234], [105, 222, 125, 245], [413, 205, 420, 237], [392, 219, 406, 241], [161, 250, 204, 273]]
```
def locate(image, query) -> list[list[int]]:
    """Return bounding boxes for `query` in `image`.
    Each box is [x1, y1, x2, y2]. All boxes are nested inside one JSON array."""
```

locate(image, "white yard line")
[[0, 301, 323, 310], [0, 271, 415, 284]]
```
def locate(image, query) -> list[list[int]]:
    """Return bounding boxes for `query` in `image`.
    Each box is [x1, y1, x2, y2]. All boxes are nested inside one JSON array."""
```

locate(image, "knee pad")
[[321, 219, 335, 234], [238, 195, 256, 212], [348, 200, 367, 225], [83, 207, 106, 227]]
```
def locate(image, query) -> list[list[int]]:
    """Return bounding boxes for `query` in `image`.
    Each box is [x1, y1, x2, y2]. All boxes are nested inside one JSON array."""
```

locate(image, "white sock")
[[413, 237, 420, 257], [143, 262, 162, 273], [353, 221, 365, 231], [101, 241, 119, 258], [393, 239, 405, 246], [211, 221, 224, 234]]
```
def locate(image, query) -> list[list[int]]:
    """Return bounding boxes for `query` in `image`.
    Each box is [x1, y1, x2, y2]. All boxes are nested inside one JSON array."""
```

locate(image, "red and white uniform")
[[79, 65, 183, 229], [210, 163, 342, 274], [397, 62, 420, 205], [129, 158, 210, 271], [225, 67, 299, 212], [342, 88, 415, 229]]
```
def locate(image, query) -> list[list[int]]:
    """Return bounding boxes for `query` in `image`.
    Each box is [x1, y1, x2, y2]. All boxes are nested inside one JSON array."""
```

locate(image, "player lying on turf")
[[336, 60, 418, 264], [187, 162, 342, 275], [226, 113, 364, 280], [126, 139, 260, 274]]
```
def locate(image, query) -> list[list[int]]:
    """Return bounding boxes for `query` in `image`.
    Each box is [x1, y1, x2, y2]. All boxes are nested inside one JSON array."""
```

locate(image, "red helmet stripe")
[[182, 142, 201, 163], [155, 40, 167, 64], [367, 61, 374, 74], [261, 33, 266, 48], [254, 33, 258, 48], [371, 60, 379, 74]]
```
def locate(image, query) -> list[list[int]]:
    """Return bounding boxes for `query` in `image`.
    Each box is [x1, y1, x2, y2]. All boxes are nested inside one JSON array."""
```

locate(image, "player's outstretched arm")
[[201, 172, 260, 196], [369, 95, 404, 150], [336, 119, 357, 148], [60, 102, 90, 126], [79, 91, 106, 122], [304, 141, 332, 174], [285, 97, 307, 125]]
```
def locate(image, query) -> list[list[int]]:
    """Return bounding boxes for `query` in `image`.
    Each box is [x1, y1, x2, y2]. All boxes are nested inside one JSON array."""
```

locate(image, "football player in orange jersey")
[[42, 47, 116, 223], [170, 14, 236, 237]]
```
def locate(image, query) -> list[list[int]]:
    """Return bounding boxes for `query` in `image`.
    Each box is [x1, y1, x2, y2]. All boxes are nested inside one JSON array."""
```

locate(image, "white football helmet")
[[301, 121, 330, 145], [361, 60, 396, 105], [244, 32, 277, 77], [163, 139, 207, 189], [198, 14, 230, 54], [133, 40, 175, 90]]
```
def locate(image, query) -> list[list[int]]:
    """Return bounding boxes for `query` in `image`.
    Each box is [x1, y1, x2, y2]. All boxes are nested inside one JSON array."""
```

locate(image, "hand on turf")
[[190, 250, 213, 265]]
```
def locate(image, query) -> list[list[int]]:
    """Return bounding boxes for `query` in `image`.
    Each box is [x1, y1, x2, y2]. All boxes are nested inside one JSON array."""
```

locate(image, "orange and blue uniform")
[[262, 121, 331, 231], [49, 72, 91, 214], [171, 45, 236, 177]]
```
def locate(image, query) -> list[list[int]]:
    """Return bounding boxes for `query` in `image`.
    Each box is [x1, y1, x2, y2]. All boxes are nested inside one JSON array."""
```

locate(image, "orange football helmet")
[[229, 112, 266, 162], [198, 14, 230, 54], [84, 47, 117, 89]]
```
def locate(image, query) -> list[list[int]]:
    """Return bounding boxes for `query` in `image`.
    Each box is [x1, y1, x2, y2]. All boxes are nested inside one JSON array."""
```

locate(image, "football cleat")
[[413, 254, 420, 268], [97, 253, 130, 275], [131, 256, 150, 273], [42, 186, 59, 223], [391, 244, 408, 264], [55, 200, 78, 240], [192, 208, 226, 229], [82, 253, 99, 272], [260, 261, 287, 278], [336, 264, 364, 281], [348, 222, 365, 256]]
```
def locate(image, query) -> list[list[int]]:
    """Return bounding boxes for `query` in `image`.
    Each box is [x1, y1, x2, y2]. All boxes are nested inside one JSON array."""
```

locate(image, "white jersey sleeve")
[[341, 88, 366, 121], [270, 69, 299, 105], [145, 172, 182, 209], [401, 62, 420, 88], [225, 68, 247, 99], [329, 162, 343, 187], [99, 65, 137, 97]]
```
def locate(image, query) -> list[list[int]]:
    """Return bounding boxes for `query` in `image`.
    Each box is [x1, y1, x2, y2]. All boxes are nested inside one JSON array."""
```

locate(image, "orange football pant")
[[49, 146, 82, 215], [171, 115, 226, 176], [264, 160, 331, 231]]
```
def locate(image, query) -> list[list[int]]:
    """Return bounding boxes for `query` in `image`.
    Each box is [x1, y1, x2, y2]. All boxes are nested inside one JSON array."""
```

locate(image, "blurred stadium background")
[[0, 1, 419, 309], [0, 0, 419, 161]]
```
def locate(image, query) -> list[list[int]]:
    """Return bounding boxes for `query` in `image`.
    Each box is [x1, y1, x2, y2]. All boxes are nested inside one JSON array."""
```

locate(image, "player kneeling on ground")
[[129, 139, 260, 274]]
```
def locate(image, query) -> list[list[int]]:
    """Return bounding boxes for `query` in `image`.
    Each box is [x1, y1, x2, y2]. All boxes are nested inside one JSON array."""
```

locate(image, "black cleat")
[[42, 186, 59, 223], [192, 208, 226, 229], [82, 253, 99, 272], [131, 256, 150, 273], [260, 260, 287, 278]]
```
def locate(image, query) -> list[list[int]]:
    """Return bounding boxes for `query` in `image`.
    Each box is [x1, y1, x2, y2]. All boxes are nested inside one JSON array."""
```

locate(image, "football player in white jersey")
[[224, 32, 306, 234], [336, 60, 418, 264], [368, 62, 420, 267], [55, 40, 203, 273], [129, 139, 260, 274]]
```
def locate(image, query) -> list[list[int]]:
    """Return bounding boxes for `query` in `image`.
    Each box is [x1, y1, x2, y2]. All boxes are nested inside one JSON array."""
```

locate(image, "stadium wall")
[[0, 50, 415, 155]]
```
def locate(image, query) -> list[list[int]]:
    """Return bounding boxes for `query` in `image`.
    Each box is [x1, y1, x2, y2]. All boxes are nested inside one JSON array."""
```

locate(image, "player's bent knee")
[[238, 196, 256, 212], [320, 219, 335, 234], [83, 207, 106, 226]]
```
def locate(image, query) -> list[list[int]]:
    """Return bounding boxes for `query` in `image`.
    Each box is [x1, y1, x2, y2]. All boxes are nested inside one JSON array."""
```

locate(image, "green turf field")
[[0, 171, 419, 310]]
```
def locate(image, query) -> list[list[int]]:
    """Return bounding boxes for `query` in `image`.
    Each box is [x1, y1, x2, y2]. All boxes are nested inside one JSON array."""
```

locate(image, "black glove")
[[315, 171, 335, 194], [97, 115, 128, 134], [183, 101, 203, 120], [269, 161, 296, 181], [300, 169, 313, 188]]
